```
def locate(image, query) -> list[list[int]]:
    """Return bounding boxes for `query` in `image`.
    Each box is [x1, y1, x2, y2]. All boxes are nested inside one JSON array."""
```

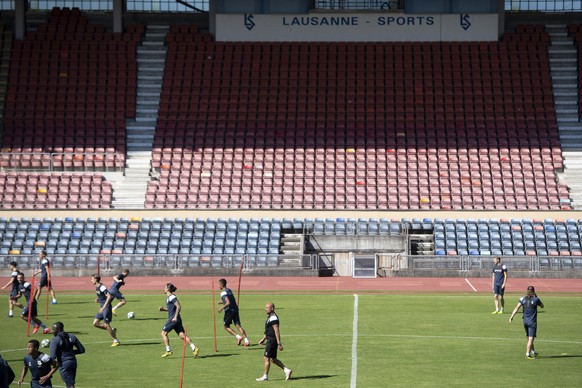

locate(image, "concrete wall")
[[307, 234, 406, 252]]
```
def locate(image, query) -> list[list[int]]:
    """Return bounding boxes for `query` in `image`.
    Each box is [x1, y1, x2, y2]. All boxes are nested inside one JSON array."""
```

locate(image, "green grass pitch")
[[1, 291, 581, 387]]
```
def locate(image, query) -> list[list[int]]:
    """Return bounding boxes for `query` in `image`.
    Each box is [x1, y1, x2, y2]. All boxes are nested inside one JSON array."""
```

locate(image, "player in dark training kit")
[[491, 256, 507, 314], [34, 251, 57, 304], [256, 302, 292, 382], [1, 261, 23, 317], [159, 283, 200, 358], [109, 269, 129, 316], [18, 339, 58, 387], [218, 278, 250, 346], [49, 322, 85, 388], [91, 274, 120, 347], [17, 273, 50, 334], [509, 285, 544, 359]]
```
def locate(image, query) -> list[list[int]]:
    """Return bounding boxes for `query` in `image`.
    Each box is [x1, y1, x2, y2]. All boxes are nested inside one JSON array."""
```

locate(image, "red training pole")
[[179, 326, 187, 388], [27, 269, 36, 337], [45, 262, 51, 320], [237, 255, 245, 306], [211, 280, 218, 352]]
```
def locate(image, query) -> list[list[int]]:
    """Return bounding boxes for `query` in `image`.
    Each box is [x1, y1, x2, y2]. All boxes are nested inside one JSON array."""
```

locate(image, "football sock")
[[190, 344, 195, 351], [236, 334, 242, 340], [166, 346, 171, 352]]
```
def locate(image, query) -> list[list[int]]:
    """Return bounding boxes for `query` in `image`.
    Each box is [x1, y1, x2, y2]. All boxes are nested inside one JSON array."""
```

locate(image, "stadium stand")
[[568, 24, 582, 117], [1, 217, 582, 268], [148, 24, 569, 210], [0, 172, 112, 209], [0, 5, 581, 278], [0, 8, 140, 208]]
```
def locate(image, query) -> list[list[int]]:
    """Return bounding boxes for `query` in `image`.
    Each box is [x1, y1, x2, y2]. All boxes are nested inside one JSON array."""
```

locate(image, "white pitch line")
[[351, 294, 359, 388], [465, 278, 477, 292]]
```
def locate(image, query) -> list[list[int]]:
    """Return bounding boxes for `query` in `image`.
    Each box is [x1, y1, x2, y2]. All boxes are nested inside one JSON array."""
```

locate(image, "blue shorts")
[[162, 319, 185, 335], [524, 321, 537, 337], [59, 361, 77, 386], [95, 305, 113, 324], [39, 276, 51, 288], [493, 284, 505, 295], [10, 288, 19, 298], [22, 301, 38, 318], [31, 378, 52, 388], [223, 310, 241, 327], [109, 289, 124, 300]]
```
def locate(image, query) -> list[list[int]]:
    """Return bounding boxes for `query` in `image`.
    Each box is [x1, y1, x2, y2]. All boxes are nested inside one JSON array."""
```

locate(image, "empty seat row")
[[2, 217, 582, 258], [1, 7, 141, 172], [0, 172, 112, 209]]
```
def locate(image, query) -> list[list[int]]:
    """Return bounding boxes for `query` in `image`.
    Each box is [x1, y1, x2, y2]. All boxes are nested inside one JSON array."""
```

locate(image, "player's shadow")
[[198, 353, 237, 359], [285, 374, 335, 381], [132, 317, 165, 321], [123, 341, 162, 347], [540, 354, 582, 359]]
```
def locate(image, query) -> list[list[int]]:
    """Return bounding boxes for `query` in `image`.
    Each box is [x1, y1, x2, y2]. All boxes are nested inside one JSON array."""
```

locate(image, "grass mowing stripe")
[[351, 294, 359, 388]]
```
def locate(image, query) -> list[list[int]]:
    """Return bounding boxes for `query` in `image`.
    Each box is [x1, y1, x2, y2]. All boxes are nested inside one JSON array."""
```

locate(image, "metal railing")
[[505, 0, 582, 12], [0, 152, 124, 173], [0, 1, 209, 12], [0, 253, 318, 271], [315, 0, 401, 10], [1, 0, 580, 12], [404, 255, 582, 272]]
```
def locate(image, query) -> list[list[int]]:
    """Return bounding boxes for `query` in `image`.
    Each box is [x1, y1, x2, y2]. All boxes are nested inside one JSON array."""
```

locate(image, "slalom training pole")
[[237, 255, 245, 306], [26, 269, 36, 337], [45, 263, 51, 320], [211, 279, 218, 352], [179, 326, 187, 388]]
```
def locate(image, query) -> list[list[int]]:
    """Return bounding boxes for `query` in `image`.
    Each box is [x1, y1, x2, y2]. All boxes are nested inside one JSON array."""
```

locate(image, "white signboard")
[[216, 13, 499, 42]]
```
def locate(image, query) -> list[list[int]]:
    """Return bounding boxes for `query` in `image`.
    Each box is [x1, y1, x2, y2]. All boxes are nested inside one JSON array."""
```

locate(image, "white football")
[[127, 311, 135, 319], [41, 338, 50, 348]]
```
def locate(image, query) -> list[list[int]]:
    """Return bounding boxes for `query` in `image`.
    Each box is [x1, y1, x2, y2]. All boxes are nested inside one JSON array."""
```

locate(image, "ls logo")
[[460, 14, 471, 31], [244, 14, 255, 31]]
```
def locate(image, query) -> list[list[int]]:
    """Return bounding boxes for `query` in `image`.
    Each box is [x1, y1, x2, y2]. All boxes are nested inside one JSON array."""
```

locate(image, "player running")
[[91, 274, 120, 347], [217, 278, 250, 347]]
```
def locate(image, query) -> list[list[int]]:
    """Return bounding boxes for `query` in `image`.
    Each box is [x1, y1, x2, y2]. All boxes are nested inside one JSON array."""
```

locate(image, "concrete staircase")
[[112, 25, 168, 208], [280, 233, 304, 255], [547, 24, 582, 209]]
